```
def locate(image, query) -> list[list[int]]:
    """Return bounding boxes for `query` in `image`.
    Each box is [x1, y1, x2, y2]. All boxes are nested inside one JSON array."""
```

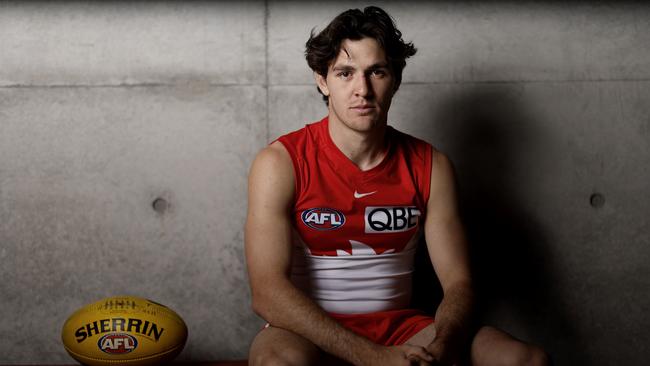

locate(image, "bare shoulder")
[[429, 148, 456, 187], [426, 148, 460, 223], [250, 142, 293, 181], [248, 141, 295, 206], [251, 141, 292, 171]]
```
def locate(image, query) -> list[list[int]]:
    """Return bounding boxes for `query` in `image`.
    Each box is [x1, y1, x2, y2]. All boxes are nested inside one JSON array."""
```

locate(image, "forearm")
[[433, 280, 475, 344], [253, 279, 378, 366]]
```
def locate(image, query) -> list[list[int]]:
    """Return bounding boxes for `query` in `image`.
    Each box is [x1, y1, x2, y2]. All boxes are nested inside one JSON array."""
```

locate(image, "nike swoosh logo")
[[354, 190, 377, 199]]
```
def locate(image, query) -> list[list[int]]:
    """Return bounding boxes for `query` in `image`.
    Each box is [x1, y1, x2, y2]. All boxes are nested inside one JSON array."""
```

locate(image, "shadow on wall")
[[411, 85, 587, 365]]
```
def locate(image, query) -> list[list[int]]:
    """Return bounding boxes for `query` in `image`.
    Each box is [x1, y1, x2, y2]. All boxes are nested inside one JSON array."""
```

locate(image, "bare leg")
[[470, 326, 550, 366], [403, 323, 437, 347], [249, 325, 349, 366], [404, 324, 550, 366]]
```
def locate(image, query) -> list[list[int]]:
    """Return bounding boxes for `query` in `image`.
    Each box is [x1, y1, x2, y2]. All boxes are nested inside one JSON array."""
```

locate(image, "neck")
[[327, 116, 388, 171]]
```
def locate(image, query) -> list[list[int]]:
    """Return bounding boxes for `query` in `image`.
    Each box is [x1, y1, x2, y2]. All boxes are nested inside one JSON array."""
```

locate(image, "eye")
[[337, 71, 352, 79], [371, 69, 387, 77]]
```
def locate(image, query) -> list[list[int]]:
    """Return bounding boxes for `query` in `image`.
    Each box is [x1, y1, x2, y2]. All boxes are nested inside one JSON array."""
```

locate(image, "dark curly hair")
[[305, 6, 417, 105]]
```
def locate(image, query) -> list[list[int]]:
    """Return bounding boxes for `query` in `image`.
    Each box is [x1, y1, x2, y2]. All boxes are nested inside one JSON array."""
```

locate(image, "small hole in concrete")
[[590, 193, 605, 208], [152, 198, 169, 213]]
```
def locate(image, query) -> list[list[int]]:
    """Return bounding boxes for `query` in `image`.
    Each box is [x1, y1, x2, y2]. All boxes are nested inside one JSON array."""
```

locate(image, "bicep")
[[245, 142, 296, 289], [423, 152, 471, 291]]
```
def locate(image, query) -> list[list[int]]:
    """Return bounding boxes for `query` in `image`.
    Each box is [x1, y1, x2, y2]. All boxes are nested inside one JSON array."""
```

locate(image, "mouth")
[[350, 105, 376, 114]]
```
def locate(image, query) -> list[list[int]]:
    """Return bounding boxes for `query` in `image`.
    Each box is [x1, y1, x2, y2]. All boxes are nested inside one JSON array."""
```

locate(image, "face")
[[315, 38, 397, 133]]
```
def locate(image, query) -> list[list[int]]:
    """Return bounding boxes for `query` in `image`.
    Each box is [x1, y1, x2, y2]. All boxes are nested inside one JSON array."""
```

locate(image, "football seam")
[[65, 301, 187, 329], [64, 343, 184, 363]]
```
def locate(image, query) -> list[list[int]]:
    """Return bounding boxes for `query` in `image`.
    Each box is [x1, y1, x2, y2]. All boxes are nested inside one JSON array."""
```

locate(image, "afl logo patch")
[[301, 208, 346, 230], [98, 333, 138, 354]]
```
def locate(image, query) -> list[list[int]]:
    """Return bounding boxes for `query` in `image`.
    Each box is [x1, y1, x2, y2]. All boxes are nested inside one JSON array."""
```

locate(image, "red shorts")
[[328, 309, 434, 346]]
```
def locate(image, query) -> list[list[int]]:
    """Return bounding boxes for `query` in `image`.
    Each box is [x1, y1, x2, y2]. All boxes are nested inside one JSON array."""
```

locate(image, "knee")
[[526, 346, 551, 366], [473, 326, 551, 366], [508, 345, 551, 366]]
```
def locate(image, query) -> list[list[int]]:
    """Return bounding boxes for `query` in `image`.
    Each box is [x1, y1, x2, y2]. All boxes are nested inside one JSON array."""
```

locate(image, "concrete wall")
[[0, 1, 648, 364]]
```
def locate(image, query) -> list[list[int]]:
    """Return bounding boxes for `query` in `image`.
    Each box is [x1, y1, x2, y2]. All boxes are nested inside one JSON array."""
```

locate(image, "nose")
[[354, 74, 372, 98]]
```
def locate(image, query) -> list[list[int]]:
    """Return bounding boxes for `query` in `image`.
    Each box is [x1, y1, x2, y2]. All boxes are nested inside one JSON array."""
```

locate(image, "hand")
[[426, 336, 462, 366], [362, 344, 434, 366]]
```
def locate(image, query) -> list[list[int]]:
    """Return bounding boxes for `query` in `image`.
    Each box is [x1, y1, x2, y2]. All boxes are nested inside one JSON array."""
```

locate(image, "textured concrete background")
[[0, 1, 648, 364]]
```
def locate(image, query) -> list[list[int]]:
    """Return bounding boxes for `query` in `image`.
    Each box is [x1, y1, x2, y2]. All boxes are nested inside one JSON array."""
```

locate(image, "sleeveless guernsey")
[[277, 117, 433, 315]]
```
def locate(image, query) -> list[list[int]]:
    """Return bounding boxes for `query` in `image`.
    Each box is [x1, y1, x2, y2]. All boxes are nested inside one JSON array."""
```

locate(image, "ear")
[[314, 72, 330, 97]]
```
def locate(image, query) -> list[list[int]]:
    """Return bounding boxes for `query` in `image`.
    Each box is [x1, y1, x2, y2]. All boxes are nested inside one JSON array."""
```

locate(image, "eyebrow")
[[332, 65, 355, 71], [332, 62, 390, 71]]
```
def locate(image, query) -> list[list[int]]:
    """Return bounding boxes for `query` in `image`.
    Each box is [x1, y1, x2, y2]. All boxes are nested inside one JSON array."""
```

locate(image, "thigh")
[[403, 323, 436, 347], [249, 325, 349, 366]]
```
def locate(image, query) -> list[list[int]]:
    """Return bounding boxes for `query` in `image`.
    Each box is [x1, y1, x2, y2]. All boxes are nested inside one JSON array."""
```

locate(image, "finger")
[[406, 354, 432, 366], [425, 342, 441, 356], [405, 345, 434, 363]]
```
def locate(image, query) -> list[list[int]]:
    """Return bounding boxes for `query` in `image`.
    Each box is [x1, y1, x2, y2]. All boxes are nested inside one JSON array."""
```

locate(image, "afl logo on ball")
[[98, 333, 138, 354], [301, 208, 346, 230]]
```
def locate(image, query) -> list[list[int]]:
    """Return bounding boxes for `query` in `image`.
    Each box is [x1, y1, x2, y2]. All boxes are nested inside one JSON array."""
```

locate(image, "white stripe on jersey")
[[290, 229, 421, 314]]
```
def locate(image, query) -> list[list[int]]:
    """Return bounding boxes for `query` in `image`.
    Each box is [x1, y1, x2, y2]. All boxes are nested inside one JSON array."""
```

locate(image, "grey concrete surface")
[[395, 81, 650, 363], [0, 1, 265, 86], [0, 85, 266, 361], [269, 1, 650, 85], [1, 1, 649, 365]]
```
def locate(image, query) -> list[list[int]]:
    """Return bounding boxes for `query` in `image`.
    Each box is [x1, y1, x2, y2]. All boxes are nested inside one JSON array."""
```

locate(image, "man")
[[245, 6, 549, 366]]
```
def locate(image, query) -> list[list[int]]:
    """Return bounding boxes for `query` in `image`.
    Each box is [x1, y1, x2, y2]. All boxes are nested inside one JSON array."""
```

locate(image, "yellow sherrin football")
[[61, 295, 188, 366]]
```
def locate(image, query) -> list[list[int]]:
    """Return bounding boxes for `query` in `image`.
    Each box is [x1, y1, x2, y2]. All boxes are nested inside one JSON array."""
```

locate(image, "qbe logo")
[[301, 208, 346, 230], [97, 333, 138, 354], [364, 206, 421, 233]]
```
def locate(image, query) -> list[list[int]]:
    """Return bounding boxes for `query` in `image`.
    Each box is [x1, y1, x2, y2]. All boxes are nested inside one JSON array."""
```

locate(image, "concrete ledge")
[[1, 363, 248, 366]]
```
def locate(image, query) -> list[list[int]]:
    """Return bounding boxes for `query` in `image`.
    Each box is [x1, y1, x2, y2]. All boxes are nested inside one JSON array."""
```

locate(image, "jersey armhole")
[[275, 137, 302, 202], [422, 144, 433, 210]]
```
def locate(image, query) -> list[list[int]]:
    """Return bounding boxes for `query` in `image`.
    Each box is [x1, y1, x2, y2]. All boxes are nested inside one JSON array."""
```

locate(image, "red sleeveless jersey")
[[277, 116, 433, 314]]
